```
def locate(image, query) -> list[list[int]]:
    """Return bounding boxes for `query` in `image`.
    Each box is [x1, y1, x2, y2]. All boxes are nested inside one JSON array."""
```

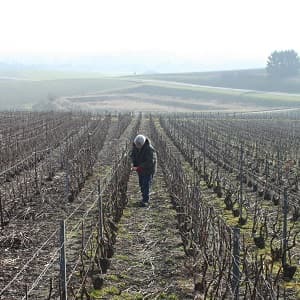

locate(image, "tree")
[[266, 50, 300, 78]]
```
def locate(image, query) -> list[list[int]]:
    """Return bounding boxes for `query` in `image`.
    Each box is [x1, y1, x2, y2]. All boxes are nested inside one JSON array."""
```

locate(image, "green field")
[[0, 77, 136, 110], [0, 69, 107, 80], [1, 68, 300, 111], [132, 69, 300, 93], [113, 81, 300, 109]]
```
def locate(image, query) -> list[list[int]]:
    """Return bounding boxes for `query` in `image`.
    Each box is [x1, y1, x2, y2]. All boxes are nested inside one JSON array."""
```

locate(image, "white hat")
[[134, 134, 146, 148]]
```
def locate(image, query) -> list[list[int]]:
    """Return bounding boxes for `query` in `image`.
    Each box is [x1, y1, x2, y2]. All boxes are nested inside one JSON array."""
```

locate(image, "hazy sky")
[[1, 0, 300, 69]]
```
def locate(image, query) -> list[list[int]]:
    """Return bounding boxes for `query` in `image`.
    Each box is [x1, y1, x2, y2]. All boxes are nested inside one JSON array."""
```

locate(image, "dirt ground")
[[0, 116, 138, 299], [87, 117, 194, 299], [96, 167, 194, 299], [54, 93, 258, 113]]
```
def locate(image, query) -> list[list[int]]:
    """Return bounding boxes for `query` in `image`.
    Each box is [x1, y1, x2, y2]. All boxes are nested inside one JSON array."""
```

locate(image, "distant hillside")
[[134, 69, 300, 93], [57, 79, 300, 113], [1, 68, 300, 112], [0, 78, 135, 110]]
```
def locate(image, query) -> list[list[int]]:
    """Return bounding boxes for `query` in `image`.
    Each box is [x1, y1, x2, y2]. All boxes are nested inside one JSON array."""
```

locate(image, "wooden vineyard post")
[[24, 284, 28, 300], [232, 227, 240, 300], [65, 162, 70, 200], [239, 145, 244, 221], [97, 180, 104, 243], [81, 220, 85, 253], [88, 133, 93, 176], [49, 146, 53, 179], [193, 157, 196, 186], [0, 191, 4, 228], [203, 126, 207, 177], [282, 188, 288, 268], [277, 146, 281, 185], [60, 220, 67, 300], [34, 150, 38, 193], [59, 143, 63, 169]]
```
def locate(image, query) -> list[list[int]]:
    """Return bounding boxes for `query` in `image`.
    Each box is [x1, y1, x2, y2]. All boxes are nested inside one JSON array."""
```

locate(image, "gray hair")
[[134, 134, 146, 148]]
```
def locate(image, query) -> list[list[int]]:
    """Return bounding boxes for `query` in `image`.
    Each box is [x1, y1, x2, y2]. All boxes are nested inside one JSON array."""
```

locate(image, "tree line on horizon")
[[266, 49, 300, 78]]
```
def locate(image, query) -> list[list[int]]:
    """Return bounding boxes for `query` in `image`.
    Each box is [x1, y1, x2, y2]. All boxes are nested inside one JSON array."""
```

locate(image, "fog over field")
[[2, 1, 300, 299], [2, 0, 298, 70], [0, 0, 300, 111]]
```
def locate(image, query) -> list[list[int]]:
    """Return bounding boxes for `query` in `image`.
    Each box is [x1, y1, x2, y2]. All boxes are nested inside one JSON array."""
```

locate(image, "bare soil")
[[90, 116, 194, 299], [98, 167, 194, 299]]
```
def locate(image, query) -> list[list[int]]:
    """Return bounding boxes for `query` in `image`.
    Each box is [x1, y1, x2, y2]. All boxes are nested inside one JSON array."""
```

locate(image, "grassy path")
[[99, 167, 193, 299], [92, 116, 193, 299]]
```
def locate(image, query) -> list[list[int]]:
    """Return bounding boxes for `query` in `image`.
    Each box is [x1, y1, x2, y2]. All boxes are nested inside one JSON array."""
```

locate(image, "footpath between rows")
[[95, 165, 194, 299]]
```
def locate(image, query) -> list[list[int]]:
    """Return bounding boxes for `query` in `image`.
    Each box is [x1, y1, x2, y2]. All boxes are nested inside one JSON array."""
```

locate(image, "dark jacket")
[[130, 138, 157, 176]]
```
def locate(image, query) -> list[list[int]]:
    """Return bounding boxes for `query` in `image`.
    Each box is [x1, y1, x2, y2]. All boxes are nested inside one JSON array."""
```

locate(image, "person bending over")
[[130, 134, 157, 207]]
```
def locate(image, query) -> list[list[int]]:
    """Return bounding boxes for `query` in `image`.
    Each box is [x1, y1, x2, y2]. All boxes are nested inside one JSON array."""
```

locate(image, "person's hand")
[[131, 166, 143, 173], [136, 166, 143, 173]]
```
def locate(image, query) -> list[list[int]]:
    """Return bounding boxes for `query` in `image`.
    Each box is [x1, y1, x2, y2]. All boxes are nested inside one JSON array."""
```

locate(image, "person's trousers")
[[138, 174, 153, 203]]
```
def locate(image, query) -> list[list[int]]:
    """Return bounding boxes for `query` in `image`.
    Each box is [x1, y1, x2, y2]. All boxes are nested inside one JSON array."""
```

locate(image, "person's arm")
[[129, 145, 138, 166]]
